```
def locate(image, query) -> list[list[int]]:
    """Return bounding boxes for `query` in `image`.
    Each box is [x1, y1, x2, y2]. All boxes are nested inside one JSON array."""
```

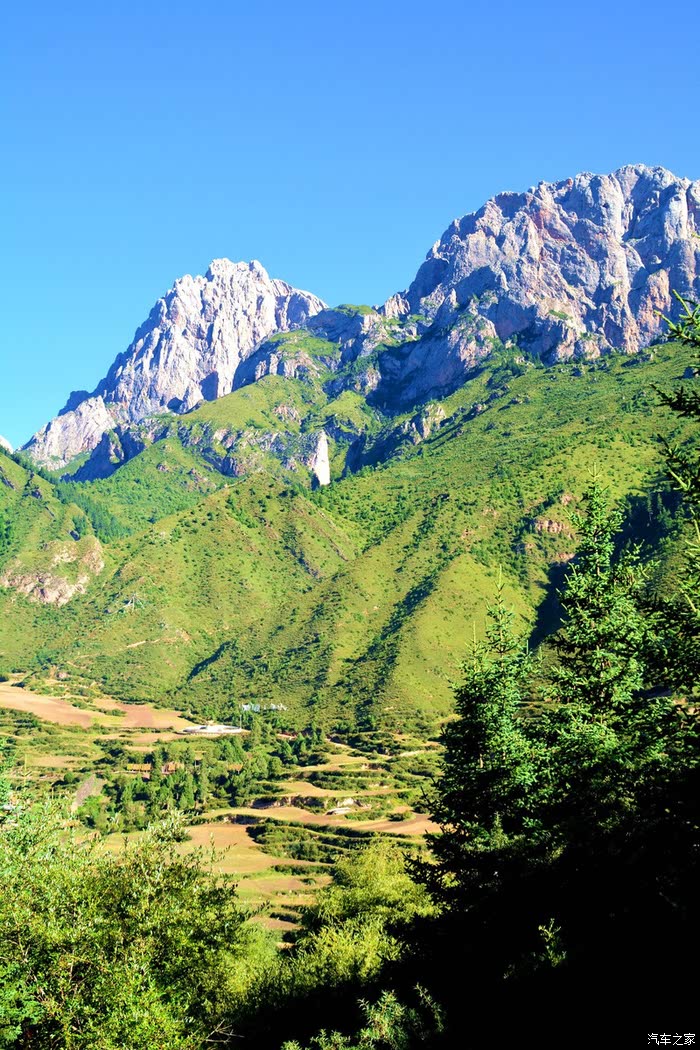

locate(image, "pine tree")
[[177, 773, 195, 812], [655, 295, 700, 688], [426, 582, 535, 904], [150, 748, 163, 786], [548, 479, 649, 719], [195, 756, 209, 808], [532, 480, 682, 843]]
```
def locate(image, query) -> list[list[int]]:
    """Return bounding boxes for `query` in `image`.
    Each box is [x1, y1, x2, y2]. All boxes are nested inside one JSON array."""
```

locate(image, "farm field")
[[0, 680, 193, 730], [2, 682, 439, 925]]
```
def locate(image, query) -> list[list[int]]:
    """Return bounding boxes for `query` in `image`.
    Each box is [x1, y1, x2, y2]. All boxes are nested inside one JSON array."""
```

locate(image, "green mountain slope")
[[0, 342, 694, 730]]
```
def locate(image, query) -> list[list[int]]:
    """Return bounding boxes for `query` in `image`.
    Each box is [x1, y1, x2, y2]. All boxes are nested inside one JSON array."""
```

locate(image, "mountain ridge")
[[22, 164, 700, 477], [0, 339, 692, 728], [25, 260, 326, 467]]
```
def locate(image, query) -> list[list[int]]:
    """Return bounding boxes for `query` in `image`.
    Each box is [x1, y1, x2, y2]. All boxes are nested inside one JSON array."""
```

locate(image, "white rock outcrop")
[[310, 431, 331, 486], [24, 260, 325, 467], [378, 164, 700, 403]]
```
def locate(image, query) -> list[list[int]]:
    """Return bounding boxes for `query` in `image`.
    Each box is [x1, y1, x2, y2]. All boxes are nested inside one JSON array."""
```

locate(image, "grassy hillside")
[[0, 341, 694, 731]]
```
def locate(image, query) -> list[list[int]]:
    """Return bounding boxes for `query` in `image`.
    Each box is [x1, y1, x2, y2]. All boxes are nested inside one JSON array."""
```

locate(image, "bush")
[[0, 806, 254, 1049]]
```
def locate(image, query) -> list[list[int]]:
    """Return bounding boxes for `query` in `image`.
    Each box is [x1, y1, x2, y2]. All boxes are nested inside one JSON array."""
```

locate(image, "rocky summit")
[[23, 164, 700, 467], [378, 164, 700, 404], [25, 261, 325, 467]]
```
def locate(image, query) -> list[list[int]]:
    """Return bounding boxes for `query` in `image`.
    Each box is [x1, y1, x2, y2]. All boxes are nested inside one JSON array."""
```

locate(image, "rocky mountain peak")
[[24, 260, 326, 467], [21, 164, 700, 465], [376, 163, 700, 404]]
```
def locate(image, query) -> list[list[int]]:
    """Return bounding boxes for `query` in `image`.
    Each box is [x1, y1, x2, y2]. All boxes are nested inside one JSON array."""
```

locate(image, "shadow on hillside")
[[528, 560, 567, 650], [528, 483, 683, 654], [227, 762, 700, 1047]]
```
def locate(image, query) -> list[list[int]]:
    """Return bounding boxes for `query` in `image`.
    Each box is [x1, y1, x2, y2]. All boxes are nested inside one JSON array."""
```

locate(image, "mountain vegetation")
[[2, 166, 700, 1046], [1, 340, 695, 738], [3, 310, 698, 1043]]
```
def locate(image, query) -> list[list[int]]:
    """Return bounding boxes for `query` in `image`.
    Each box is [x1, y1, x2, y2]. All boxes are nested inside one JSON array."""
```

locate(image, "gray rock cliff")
[[377, 164, 700, 404], [23, 165, 700, 463], [24, 260, 325, 467]]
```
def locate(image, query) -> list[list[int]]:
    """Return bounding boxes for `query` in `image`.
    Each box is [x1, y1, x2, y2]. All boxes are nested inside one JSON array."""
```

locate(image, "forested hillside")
[[2, 304, 699, 1050], [2, 161, 700, 1048], [0, 339, 694, 732]]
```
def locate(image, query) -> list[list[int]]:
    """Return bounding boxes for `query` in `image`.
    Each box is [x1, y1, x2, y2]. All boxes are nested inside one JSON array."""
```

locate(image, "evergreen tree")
[[532, 481, 681, 845], [178, 773, 196, 813], [656, 295, 700, 688], [149, 748, 163, 786], [195, 756, 209, 808], [418, 473, 699, 1037], [548, 479, 650, 718], [426, 582, 535, 905], [247, 717, 263, 749], [276, 739, 294, 765]]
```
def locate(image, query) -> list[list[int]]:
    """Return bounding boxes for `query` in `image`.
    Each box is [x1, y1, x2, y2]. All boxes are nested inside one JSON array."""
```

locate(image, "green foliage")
[[415, 450, 699, 1041], [0, 511, 12, 563], [4, 316, 700, 1045], [548, 479, 651, 716], [429, 478, 696, 881], [655, 296, 700, 689], [281, 987, 444, 1050], [427, 583, 534, 899], [233, 841, 435, 1048], [0, 807, 250, 1049], [57, 486, 128, 541], [333, 305, 377, 317], [302, 840, 433, 932], [1, 343, 697, 731]]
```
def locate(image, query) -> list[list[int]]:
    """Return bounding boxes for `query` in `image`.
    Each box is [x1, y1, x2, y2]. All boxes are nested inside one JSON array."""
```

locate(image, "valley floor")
[[1, 681, 438, 928]]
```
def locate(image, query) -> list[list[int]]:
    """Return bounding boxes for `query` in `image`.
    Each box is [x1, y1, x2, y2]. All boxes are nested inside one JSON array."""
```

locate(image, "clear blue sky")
[[2, 0, 699, 448]]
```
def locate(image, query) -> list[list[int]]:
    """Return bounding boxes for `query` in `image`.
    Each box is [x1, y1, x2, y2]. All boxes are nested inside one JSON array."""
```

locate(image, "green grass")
[[263, 330, 341, 360], [333, 304, 377, 317], [0, 343, 694, 730]]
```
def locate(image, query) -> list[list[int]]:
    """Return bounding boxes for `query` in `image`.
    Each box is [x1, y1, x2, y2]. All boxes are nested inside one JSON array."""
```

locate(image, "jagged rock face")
[[22, 164, 700, 463], [28, 396, 118, 469], [234, 308, 425, 394], [308, 308, 425, 362], [70, 422, 164, 482], [234, 331, 340, 389], [374, 310, 499, 406], [379, 164, 700, 404], [24, 260, 325, 467], [346, 402, 446, 471]]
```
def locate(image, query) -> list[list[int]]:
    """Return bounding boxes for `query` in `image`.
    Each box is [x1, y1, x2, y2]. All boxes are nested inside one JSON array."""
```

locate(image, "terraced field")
[[2, 683, 439, 928]]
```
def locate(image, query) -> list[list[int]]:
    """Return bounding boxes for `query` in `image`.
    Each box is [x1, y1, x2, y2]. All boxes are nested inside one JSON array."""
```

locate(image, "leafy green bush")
[[0, 805, 254, 1049]]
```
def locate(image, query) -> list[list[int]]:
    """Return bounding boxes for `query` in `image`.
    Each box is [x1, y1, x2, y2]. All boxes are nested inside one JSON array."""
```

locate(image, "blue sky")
[[2, 0, 699, 448]]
